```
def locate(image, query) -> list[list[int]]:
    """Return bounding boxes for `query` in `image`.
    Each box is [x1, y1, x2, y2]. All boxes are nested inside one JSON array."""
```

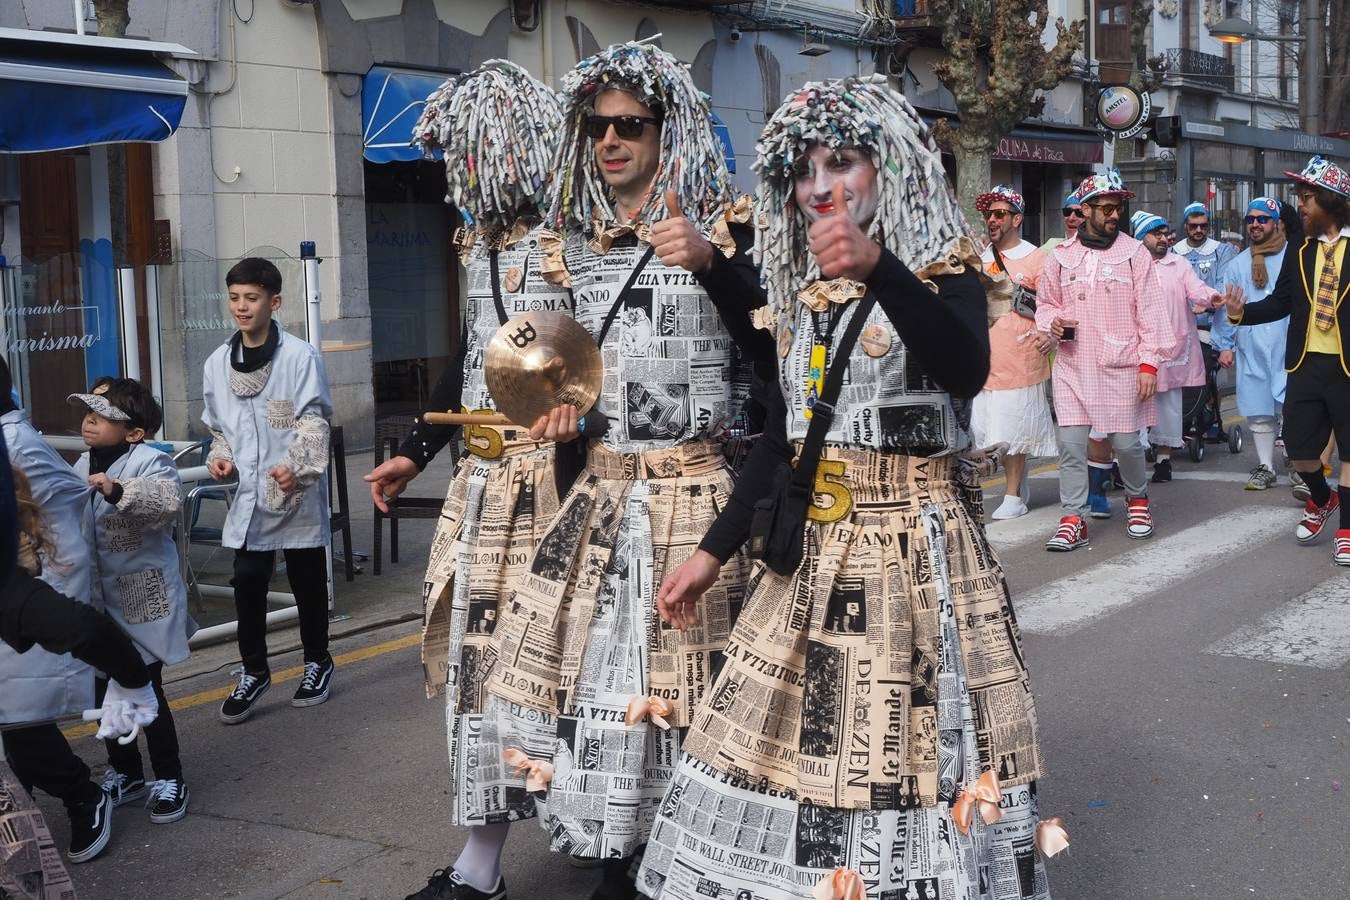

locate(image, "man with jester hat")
[[642, 74, 1066, 900], [480, 41, 770, 899], [1036, 170, 1172, 551], [1218, 156, 1350, 566], [360, 61, 569, 900]]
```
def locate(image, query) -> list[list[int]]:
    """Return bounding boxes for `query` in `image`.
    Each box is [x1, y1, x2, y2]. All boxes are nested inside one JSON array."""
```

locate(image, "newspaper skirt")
[[1, 761, 76, 898], [971, 384, 1059, 458], [636, 448, 1052, 899], [483, 440, 749, 859], [420, 437, 559, 826]]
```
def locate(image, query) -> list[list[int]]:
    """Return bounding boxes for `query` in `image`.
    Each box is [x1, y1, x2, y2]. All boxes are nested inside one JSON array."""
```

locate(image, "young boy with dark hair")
[[203, 257, 335, 723], [70, 378, 194, 823]]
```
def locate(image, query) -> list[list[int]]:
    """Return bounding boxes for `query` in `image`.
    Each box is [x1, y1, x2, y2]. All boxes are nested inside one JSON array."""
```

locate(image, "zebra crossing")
[[984, 497, 1350, 670]]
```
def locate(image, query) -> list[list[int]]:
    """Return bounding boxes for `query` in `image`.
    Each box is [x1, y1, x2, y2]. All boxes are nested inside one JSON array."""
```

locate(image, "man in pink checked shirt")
[[1035, 170, 1173, 551]]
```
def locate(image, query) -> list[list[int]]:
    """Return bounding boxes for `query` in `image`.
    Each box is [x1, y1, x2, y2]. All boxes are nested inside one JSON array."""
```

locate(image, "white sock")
[[1250, 417, 1277, 471], [453, 822, 510, 892]]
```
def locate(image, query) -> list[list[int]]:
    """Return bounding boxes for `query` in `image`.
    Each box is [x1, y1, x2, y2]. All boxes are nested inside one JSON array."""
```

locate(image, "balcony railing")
[[1162, 48, 1235, 93]]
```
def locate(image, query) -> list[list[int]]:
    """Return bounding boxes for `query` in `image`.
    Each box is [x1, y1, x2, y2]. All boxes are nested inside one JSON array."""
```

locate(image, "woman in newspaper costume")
[[639, 76, 1066, 900], [481, 41, 766, 884], [369, 61, 570, 900]]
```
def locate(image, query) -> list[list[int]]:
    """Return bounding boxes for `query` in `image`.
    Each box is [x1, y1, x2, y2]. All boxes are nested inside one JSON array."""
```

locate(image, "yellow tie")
[[1314, 241, 1339, 333]]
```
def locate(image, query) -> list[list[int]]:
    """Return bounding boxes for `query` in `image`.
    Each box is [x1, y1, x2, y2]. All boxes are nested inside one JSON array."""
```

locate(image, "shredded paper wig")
[[549, 41, 731, 231], [412, 59, 564, 231], [753, 74, 968, 311]]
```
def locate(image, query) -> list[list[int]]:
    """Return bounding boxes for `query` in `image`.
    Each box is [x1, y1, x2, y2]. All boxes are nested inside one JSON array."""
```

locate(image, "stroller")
[[1180, 336, 1243, 462]]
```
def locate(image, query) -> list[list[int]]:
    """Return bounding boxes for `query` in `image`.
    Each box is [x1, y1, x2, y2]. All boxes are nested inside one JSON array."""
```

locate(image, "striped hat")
[[1130, 211, 1168, 241], [1182, 201, 1209, 219]]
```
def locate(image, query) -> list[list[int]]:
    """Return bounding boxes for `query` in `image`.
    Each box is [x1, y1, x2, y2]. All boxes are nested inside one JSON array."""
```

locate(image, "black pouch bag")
[[748, 291, 879, 576], [989, 242, 1036, 318]]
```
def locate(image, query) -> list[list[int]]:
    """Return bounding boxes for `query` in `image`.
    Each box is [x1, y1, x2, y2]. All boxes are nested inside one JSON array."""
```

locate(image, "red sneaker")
[[1125, 497, 1154, 539], [1335, 529, 1350, 566], [1295, 492, 1340, 544], [1045, 516, 1088, 552]]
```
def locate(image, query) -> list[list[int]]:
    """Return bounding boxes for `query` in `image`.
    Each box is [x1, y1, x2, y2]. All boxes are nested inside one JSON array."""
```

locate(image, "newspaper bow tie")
[[1036, 817, 1071, 858], [953, 770, 1004, 835], [624, 695, 674, 730], [709, 195, 754, 260], [797, 278, 866, 313], [812, 868, 866, 900], [502, 749, 553, 793], [589, 219, 652, 255], [537, 228, 571, 288]]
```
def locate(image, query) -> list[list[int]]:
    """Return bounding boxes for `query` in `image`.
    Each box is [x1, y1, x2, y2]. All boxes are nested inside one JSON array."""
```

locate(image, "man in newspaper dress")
[[361, 63, 571, 900], [1036, 171, 1173, 550], [1211, 198, 1292, 492], [481, 42, 769, 897], [643, 76, 1066, 900]]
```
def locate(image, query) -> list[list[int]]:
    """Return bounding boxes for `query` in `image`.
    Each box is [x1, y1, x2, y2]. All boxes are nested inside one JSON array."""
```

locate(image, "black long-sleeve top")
[[1, 570, 151, 689], [397, 221, 773, 468], [697, 248, 990, 562]]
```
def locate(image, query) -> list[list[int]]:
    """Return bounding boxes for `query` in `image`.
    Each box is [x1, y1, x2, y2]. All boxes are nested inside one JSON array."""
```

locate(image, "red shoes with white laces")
[[1295, 492, 1339, 543], [1125, 497, 1153, 539], [1335, 530, 1350, 567], [1045, 516, 1088, 552]]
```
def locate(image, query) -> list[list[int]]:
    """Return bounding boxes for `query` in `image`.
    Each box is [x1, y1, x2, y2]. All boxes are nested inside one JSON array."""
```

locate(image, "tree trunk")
[[92, 0, 130, 37], [952, 134, 995, 231]]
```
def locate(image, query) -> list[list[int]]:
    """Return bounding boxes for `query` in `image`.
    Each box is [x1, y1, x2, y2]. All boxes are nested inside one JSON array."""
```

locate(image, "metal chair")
[[371, 415, 443, 575]]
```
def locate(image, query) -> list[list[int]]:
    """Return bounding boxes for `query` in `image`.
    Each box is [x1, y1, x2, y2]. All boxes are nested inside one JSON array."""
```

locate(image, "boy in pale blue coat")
[[71, 379, 194, 823], [201, 258, 335, 724]]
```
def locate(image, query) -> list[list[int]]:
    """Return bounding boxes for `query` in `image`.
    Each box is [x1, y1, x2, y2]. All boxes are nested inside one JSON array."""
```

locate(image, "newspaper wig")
[[412, 60, 563, 232], [753, 75, 967, 314], [548, 42, 731, 232]]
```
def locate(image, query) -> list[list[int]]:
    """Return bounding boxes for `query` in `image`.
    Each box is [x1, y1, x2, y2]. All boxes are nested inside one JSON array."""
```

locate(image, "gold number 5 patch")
[[807, 459, 853, 523], [463, 407, 504, 459]]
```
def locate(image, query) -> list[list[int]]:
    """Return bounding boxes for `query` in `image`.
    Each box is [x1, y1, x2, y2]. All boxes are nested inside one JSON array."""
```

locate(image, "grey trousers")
[[1058, 425, 1148, 513]]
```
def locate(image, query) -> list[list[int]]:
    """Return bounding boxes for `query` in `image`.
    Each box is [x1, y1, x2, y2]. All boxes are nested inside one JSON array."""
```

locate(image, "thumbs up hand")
[[650, 189, 715, 274], [808, 183, 881, 281]]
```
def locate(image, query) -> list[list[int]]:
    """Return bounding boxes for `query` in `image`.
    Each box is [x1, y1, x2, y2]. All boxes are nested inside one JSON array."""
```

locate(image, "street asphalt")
[[25, 417, 1350, 899]]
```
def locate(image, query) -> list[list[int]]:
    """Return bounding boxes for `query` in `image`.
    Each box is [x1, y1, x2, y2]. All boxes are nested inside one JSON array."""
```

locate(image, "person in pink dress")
[[1035, 170, 1173, 550], [1131, 211, 1221, 482], [972, 185, 1056, 519]]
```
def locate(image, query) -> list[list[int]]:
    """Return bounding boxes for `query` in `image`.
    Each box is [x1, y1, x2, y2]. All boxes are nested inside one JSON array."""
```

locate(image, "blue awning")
[[0, 31, 188, 153], [363, 66, 454, 164]]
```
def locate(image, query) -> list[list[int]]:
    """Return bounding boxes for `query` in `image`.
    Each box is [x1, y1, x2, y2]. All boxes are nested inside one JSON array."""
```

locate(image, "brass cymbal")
[[485, 312, 602, 426]]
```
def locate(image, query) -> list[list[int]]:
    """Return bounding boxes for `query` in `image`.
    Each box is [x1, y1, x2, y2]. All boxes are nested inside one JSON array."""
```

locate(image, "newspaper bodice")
[[75, 442, 193, 666], [460, 225, 574, 411], [777, 292, 970, 456], [563, 232, 742, 453]]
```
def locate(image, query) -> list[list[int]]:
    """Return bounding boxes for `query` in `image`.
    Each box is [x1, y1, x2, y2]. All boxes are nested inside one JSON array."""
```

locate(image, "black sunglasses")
[[584, 114, 661, 140], [1062, 208, 1085, 218]]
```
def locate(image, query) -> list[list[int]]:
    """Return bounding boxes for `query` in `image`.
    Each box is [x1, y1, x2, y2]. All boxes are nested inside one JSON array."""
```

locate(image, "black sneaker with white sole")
[[100, 769, 147, 808], [147, 779, 190, 824], [68, 790, 112, 863], [405, 868, 506, 900], [219, 668, 271, 724], [292, 655, 334, 707]]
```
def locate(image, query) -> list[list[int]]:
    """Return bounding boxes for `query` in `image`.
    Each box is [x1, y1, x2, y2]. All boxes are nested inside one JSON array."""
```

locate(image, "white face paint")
[[792, 145, 880, 228]]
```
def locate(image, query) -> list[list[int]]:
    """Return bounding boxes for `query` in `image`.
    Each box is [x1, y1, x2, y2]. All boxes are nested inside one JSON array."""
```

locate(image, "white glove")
[[82, 680, 159, 745]]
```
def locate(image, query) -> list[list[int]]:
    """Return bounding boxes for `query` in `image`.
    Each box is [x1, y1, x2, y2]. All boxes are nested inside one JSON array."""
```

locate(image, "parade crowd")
[[3, 38, 1349, 900]]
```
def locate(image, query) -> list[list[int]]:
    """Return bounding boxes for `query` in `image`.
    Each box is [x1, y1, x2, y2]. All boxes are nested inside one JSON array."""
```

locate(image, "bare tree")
[[927, 0, 1085, 225], [92, 0, 129, 37]]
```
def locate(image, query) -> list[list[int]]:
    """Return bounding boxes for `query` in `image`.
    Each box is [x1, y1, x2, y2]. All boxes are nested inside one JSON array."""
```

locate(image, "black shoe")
[[220, 668, 271, 724], [590, 858, 637, 900], [147, 779, 190, 824], [68, 790, 112, 863], [1110, 461, 1125, 489], [292, 655, 334, 707], [100, 769, 147, 808], [1151, 458, 1172, 483], [406, 868, 506, 900]]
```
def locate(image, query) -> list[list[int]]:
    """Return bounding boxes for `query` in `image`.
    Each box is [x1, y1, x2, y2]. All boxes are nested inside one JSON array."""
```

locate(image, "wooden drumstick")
[[422, 411, 516, 426]]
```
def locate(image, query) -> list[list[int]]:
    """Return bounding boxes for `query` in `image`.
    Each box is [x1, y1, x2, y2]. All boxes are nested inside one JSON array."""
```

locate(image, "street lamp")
[[1209, 16, 1299, 43], [1206, 12, 1321, 136]]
